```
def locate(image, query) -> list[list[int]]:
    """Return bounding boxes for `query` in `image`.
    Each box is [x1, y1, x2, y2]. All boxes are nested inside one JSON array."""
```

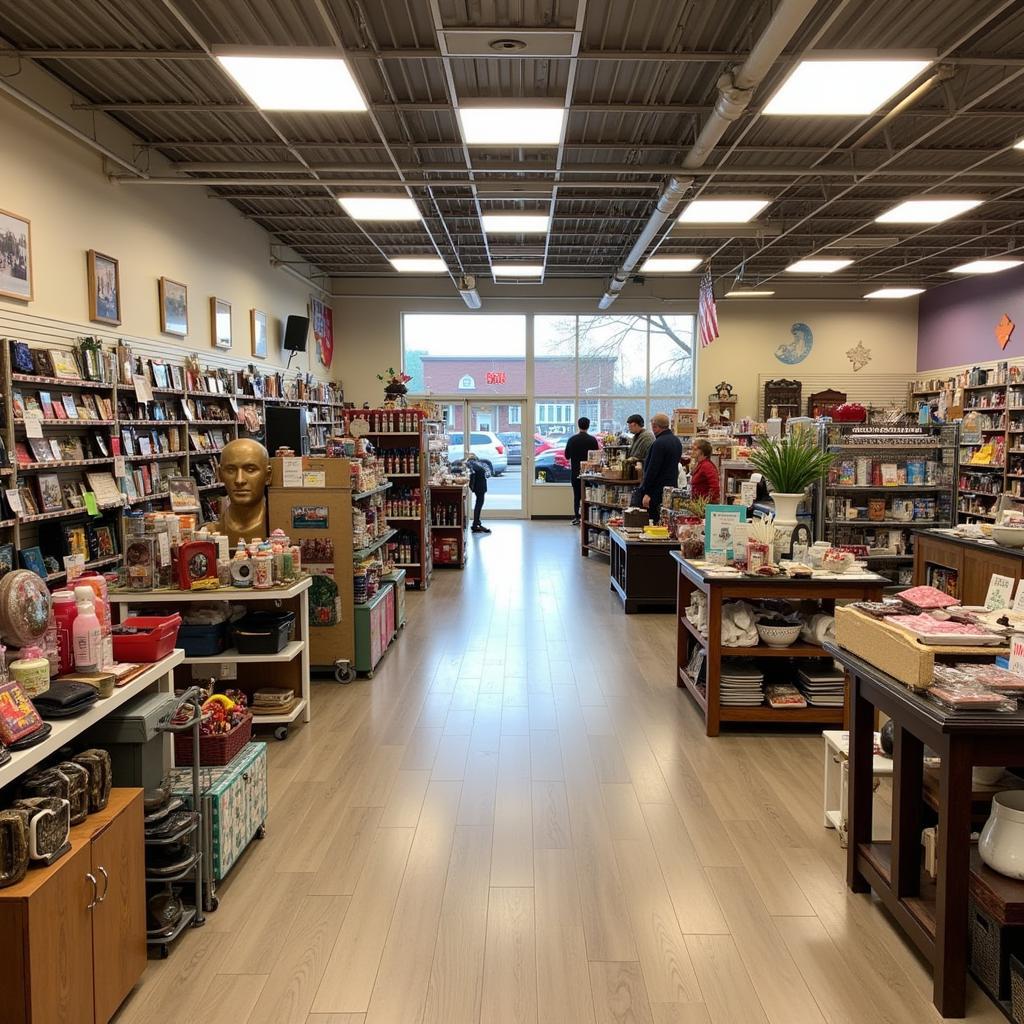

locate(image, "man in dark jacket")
[[466, 453, 491, 534], [639, 412, 683, 523], [564, 416, 600, 525]]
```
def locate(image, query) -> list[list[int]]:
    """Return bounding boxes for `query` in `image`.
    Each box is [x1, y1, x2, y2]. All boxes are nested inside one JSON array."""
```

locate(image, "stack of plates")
[[720, 663, 765, 707], [797, 665, 846, 707]]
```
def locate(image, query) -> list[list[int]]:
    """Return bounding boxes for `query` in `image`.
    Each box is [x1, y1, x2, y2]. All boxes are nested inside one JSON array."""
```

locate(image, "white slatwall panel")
[[757, 372, 910, 419]]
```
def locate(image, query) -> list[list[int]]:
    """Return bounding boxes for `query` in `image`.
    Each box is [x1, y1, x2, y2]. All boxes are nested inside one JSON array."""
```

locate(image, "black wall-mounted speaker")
[[283, 314, 310, 352]]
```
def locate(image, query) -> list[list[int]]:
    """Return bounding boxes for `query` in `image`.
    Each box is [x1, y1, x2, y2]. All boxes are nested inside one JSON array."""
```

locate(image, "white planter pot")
[[979, 790, 1024, 879], [771, 491, 805, 526]]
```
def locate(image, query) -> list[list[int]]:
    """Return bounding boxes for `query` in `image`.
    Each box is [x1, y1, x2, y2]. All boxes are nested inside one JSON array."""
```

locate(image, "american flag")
[[697, 268, 719, 348]]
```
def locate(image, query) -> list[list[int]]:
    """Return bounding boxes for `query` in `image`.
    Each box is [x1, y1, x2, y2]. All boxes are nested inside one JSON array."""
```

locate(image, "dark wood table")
[[824, 642, 1024, 1018], [674, 555, 885, 736], [608, 527, 680, 613]]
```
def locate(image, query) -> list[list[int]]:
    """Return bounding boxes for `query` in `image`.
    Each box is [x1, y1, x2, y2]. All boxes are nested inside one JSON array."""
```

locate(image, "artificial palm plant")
[[748, 431, 834, 494]]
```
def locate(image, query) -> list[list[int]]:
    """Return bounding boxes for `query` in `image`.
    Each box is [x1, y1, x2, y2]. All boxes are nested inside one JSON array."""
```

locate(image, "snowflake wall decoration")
[[846, 340, 871, 372]]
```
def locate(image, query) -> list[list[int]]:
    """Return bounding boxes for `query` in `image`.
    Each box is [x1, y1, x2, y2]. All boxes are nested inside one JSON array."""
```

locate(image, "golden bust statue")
[[214, 438, 271, 547]]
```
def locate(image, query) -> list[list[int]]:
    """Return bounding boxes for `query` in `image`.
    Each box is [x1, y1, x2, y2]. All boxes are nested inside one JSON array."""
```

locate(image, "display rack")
[[817, 423, 958, 591], [579, 472, 641, 558], [430, 482, 468, 568]]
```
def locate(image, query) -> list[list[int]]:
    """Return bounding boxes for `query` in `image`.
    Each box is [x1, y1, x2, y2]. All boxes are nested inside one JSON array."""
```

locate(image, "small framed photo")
[[20, 546, 47, 579], [0, 208, 32, 301], [211, 297, 232, 350], [159, 276, 188, 337], [250, 308, 268, 359], [86, 249, 121, 326], [36, 473, 64, 513]]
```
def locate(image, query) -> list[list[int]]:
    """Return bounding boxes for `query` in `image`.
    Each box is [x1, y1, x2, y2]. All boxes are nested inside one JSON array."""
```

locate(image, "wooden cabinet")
[[913, 530, 1024, 605], [0, 789, 146, 1024]]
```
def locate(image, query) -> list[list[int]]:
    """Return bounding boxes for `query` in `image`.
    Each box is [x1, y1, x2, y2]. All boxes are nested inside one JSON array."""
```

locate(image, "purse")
[[0, 809, 29, 888], [73, 748, 112, 811], [32, 682, 99, 720], [12, 797, 71, 864]]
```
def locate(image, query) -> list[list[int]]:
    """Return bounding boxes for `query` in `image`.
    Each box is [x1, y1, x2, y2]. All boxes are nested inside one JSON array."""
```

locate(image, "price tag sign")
[[5, 488, 22, 515], [282, 457, 304, 487], [113, 455, 126, 478], [23, 412, 43, 439], [302, 470, 326, 488], [83, 491, 100, 517], [985, 573, 1015, 610], [157, 532, 171, 567], [1011, 634, 1024, 676]]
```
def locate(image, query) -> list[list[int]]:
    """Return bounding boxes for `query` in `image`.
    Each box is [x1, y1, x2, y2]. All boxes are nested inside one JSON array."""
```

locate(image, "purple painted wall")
[[917, 265, 1024, 371]]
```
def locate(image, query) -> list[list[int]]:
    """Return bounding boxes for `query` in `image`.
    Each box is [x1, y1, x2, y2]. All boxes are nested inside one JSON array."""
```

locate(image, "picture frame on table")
[[211, 296, 232, 350], [19, 547, 47, 579], [0, 543, 14, 578], [63, 524, 88, 559], [0, 208, 33, 301], [86, 249, 121, 326], [50, 350, 81, 380], [159, 276, 188, 337], [36, 473, 64, 513], [250, 308, 268, 359]]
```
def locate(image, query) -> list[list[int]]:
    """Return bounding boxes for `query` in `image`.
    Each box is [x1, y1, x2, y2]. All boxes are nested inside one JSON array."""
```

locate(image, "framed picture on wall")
[[210, 296, 232, 350], [87, 249, 121, 325], [250, 308, 268, 359], [159, 276, 188, 337], [0, 208, 33, 301]]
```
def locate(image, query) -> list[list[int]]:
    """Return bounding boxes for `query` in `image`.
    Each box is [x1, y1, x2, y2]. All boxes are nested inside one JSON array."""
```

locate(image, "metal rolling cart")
[[149, 687, 206, 958]]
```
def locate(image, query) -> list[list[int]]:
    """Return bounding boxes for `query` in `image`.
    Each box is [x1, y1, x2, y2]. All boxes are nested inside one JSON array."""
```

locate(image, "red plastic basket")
[[174, 713, 252, 767], [113, 614, 182, 662]]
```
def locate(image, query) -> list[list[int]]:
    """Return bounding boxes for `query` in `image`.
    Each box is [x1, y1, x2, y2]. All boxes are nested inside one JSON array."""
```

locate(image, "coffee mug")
[[0, 809, 29, 887]]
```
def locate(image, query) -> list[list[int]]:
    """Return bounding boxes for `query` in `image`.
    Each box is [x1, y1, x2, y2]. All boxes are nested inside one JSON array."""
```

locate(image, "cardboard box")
[[270, 456, 352, 490]]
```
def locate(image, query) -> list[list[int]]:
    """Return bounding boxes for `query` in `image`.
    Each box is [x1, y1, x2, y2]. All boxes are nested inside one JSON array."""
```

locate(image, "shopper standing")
[[639, 412, 683, 522], [625, 414, 654, 463], [565, 416, 600, 525], [466, 453, 491, 534], [688, 438, 721, 502]]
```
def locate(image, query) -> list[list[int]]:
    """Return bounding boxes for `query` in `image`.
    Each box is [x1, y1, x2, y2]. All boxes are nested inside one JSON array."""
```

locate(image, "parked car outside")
[[447, 431, 508, 476], [534, 449, 572, 483], [497, 431, 522, 465]]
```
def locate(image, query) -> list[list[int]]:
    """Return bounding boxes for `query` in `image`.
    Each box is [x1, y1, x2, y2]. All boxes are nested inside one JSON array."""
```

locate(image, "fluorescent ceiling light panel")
[[492, 263, 544, 277], [458, 107, 565, 145], [216, 55, 367, 111], [677, 199, 769, 224], [1016, 138, 1024, 150], [785, 259, 853, 273], [481, 213, 550, 233], [389, 257, 448, 273], [864, 287, 924, 298], [876, 199, 981, 223], [640, 257, 702, 273], [338, 196, 421, 221], [763, 59, 929, 116], [950, 259, 1023, 274], [725, 289, 775, 297]]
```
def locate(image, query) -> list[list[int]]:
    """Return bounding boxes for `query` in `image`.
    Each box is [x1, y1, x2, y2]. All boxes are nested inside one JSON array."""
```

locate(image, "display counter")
[[913, 528, 1024, 605], [673, 554, 885, 736], [608, 527, 679, 613]]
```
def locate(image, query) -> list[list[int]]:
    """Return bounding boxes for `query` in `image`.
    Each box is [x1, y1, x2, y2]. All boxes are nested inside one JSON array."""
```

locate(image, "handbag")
[[32, 682, 99, 719]]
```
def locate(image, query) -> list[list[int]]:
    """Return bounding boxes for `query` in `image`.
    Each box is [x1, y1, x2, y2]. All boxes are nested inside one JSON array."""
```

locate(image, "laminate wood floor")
[[115, 521, 1003, 1023]]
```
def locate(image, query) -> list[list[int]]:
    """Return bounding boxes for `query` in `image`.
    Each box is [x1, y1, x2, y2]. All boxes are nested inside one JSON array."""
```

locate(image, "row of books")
[[14, 389, 114, 421]]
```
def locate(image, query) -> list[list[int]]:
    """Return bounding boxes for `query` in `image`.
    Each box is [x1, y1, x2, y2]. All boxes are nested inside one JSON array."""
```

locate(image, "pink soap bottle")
[[72, 586, 101, 673]]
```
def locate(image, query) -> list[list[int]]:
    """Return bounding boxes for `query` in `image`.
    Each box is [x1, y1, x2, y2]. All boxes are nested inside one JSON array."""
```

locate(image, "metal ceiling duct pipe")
[[598, 0, 818, 308]]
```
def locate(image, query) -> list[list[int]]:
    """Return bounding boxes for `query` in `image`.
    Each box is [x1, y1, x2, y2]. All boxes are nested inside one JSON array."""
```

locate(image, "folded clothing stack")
[[251, 688, 297, 716]]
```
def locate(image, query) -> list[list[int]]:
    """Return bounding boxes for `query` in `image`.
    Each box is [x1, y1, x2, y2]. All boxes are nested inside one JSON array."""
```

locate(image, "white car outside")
[[447, 431, 508, 476]]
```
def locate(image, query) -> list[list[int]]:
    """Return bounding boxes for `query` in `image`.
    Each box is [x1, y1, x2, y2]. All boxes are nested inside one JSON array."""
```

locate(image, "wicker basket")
[[1011, 954, 1024, 1023], [174, 714, 252, 767], [970, 900, 1002, 997]]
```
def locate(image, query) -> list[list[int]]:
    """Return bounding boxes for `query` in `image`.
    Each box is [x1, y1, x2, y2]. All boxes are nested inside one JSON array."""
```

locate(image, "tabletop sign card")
[[1013, 585, 1024, 613], [705, 505, 746, 561], [739, 480, 758, 506], [985, 573, 1015, 610]]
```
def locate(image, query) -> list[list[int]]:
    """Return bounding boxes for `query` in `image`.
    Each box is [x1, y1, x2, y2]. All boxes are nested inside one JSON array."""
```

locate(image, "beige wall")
[[0, 84, 332, 378]]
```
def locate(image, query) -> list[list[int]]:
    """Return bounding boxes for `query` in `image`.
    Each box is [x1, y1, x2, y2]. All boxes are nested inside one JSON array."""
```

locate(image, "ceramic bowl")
[[992, 526, 1024, 549], [755, 622, 802, 648]]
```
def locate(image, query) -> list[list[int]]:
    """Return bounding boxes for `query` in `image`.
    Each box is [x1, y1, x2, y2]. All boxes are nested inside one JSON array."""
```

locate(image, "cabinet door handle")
[[85, 872, 98, 910], [97, 865, 109, 903]]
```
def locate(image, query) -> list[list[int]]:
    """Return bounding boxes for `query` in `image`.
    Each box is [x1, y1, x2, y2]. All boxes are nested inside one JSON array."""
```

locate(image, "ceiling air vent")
[[441, 29, 579, 58]]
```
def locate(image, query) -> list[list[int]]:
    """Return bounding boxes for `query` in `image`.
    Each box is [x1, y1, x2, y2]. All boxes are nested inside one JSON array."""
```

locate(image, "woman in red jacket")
[[689, 439, 720, 502]]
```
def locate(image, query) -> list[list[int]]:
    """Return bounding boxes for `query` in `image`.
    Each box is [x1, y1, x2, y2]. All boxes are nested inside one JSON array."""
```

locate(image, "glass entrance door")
[[447, 400, 525, 516]]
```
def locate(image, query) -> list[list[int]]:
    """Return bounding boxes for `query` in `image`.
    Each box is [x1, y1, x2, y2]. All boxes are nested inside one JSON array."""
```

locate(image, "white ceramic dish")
[[755, 622, 802, 648], [992, 525, 1024, 549]]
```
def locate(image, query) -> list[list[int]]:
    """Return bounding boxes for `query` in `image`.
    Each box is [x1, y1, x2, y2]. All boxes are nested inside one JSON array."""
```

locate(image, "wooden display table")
[[914, 528, 1024, 605], [608, 527, 680, 613], [674, 555, 885, 736], [825, 642, 1024, 1018], [110, 578, 311, 739]]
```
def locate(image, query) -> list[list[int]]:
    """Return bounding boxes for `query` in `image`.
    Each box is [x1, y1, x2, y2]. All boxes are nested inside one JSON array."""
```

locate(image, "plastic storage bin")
[[111, 614, 181, 662], [178, 620, 229, 658], [232, 611, 295, 655]]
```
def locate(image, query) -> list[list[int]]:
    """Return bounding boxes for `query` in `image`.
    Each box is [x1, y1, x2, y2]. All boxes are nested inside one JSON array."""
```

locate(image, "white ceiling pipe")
[[598, 0, 819, 308]]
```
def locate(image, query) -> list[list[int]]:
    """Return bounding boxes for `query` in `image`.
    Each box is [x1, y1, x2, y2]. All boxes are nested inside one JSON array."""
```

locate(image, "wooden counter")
[[608, 527, 679, 613], [913, 528, 1024, 605]]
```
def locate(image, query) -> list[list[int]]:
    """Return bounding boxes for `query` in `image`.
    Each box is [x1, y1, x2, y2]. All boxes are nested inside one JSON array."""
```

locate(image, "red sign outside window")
[[486, 371, 507, 385]]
